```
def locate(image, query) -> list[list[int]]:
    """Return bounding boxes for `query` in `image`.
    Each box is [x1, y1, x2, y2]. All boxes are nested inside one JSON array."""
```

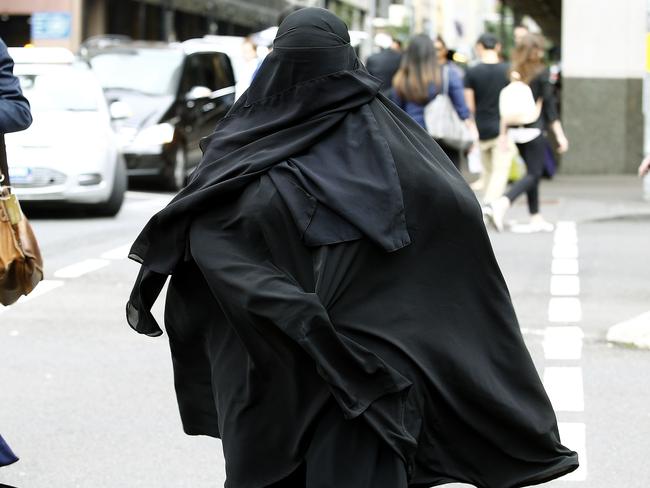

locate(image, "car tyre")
[[89, 156, 127, 217], [163, 144, 187, 192]]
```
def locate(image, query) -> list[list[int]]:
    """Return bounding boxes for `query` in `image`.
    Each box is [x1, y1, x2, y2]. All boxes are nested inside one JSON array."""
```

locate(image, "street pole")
[[644, 0, 650, 198], [162, 0, 175, 42]]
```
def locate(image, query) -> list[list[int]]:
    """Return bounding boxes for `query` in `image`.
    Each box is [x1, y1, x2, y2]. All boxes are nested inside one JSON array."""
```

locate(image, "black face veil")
[[127, 7, 414, 336]]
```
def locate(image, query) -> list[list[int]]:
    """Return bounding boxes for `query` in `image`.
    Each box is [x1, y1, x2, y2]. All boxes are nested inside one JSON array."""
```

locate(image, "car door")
[[177, 54, 208, 165], [178, 52, 236, 170]]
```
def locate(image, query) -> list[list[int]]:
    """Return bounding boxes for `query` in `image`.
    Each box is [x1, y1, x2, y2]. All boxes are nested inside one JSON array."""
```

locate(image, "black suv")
[[82, 38, 236, 190]]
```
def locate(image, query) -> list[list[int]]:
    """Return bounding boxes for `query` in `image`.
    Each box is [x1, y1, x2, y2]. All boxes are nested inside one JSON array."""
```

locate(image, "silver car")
[[5, 48, 126, 216]]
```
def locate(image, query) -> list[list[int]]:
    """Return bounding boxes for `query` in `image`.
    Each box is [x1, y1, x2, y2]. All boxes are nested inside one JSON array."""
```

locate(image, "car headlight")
[[133, 123, 174, 146]]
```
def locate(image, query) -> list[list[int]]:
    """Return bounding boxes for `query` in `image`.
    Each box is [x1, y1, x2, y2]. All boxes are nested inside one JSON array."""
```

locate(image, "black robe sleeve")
[[188, 205, 412, 421]]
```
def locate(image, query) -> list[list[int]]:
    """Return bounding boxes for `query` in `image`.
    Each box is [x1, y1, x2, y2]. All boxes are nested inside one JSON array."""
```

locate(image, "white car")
[[5, 47, 126, 216]]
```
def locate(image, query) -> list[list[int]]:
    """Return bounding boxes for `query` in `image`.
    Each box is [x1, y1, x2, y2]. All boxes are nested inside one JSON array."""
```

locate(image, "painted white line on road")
[[0, 280, 65, 315], [520, 327, 546, 337], [552, 243, 579, 259], [126, 190, 173, 200], [554, 229, 578, 245], [54, 259, 110, 279], [550, 275, 580, 296], [556, 221, 577, 230], [543, 326, 584, 360], [558, 422, 588, 481], [554, 234, 578, 246], [552, 258, 579, 275], [548, 297, 582, 323], [543, 367, 585, 412], [101, 244, 132, 260], [545, 221, 587, 481], [19, 279, 65, 303]]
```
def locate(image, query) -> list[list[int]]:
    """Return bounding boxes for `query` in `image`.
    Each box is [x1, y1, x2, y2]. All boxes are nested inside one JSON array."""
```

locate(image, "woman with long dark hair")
[[390, 34, 474, 169], [486, 33, 569, 232], [126, 9, 577, 487]]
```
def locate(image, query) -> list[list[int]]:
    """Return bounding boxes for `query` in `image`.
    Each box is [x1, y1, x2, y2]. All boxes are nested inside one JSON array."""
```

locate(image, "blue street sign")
[[31, 12, 72, 40]]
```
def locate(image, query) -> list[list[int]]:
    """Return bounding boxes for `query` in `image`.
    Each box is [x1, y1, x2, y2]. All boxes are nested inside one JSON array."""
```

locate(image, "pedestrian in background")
[[126, 8, 578, 487], [639, 154, 650, 200], [514, 24, 530, 46], [236, 36, 262, 95], [0, 36, 33, 469], [486, 33, 569, 232], [391, 34, 472, 169], [464, 33, 516, 203], [365, 32, 402, 96], [434, 35, 464, 80]]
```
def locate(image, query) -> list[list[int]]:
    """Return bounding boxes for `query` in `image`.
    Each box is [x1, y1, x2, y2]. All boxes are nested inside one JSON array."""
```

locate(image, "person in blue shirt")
[[0, 38, 32, 136], [0, 36, 32, 470], [390, 34, 474, 169]]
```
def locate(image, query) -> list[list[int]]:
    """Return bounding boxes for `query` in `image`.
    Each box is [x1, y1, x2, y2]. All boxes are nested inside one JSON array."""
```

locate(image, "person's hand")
[[639, 155, 650, 177], [497, 133, 509, 152], [556, 134, 569, 154]]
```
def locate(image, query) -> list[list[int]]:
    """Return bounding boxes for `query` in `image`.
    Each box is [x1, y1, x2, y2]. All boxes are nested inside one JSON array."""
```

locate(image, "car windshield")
[[17, 69, 100, 112], [89, 48, 184, 96]]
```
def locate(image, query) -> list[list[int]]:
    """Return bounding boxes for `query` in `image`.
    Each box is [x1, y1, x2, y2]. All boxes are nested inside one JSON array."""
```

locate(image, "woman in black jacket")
[[486, 33, 569, 232]]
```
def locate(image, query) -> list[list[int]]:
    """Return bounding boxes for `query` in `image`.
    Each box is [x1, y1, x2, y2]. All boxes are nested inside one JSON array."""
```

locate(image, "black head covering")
[[127, 8, 417, 336]]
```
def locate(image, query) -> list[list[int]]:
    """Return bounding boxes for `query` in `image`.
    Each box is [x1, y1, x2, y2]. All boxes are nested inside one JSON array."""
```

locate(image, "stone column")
[[561, 0, 646, 173]]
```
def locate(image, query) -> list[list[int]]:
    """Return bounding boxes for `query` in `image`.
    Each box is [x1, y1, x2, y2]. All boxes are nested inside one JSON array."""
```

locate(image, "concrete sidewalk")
[[506, 174, 650, 223]]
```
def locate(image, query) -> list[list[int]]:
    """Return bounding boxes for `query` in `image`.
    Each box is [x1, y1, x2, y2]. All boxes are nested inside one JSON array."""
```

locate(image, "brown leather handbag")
[[0, 135, 43, 306]]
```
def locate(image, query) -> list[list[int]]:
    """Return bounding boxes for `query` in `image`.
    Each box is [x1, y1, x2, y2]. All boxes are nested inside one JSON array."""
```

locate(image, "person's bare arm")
[[639, 155, 650, 177], [464, 88, 476, 116], [550, 120, 569, 154]]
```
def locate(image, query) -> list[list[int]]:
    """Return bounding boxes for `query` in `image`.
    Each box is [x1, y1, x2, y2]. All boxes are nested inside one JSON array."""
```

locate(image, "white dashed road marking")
[[543, 367, 585, 412], [53, 258, 110, 279], [543, 326, 584, 360], [101, 244, 132, 260], [548, 297, 582, 323], [543, 221, 587, 481], [558, 422, 588, 481], [0, 279, 64, 315]]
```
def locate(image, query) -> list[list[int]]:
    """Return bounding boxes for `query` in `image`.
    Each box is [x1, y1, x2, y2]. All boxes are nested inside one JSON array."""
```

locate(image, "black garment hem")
[[411, 454, 579, 488]]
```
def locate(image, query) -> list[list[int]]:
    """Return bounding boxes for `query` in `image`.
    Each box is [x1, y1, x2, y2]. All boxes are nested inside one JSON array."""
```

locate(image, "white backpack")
[[499, 72, 542, 126]]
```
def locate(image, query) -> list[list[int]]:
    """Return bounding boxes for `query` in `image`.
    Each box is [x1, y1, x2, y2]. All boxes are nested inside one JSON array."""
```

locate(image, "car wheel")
[[89, 156, 127, 217], [163, 144, 187, 191]]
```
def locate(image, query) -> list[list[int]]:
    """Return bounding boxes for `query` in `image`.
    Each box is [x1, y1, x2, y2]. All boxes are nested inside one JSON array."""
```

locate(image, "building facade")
[[0, 0, 371, 50]]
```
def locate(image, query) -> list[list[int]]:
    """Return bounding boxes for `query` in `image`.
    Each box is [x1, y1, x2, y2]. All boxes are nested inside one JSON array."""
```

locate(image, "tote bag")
[[499, 71, 542, 126], [423, 66, 473, 150]]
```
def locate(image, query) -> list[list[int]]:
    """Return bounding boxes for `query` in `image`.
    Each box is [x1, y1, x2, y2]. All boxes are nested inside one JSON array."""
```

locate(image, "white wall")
[[562, 0, 646, 79]]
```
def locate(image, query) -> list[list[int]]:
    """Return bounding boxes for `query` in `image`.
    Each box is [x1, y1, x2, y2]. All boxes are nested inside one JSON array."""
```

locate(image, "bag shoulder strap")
[[441, 65, 449, 95], [0, 136, 9, 187]]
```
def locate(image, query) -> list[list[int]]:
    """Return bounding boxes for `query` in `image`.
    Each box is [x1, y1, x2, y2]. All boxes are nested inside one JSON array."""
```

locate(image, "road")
[[1, 189, 648, 488]]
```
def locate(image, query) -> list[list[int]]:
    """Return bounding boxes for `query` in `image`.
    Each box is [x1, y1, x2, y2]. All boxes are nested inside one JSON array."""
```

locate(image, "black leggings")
[[505, 135, 546, 215]]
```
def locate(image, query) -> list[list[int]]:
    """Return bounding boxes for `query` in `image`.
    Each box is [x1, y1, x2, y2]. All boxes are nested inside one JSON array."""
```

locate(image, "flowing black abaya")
[[126, 8, 578, 488]]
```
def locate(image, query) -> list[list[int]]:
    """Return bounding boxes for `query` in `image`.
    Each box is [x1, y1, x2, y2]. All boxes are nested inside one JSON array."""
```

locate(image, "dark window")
[[201, 53, 235, 91], [179, 52, 235, 94], [179, 54, 205, 94]]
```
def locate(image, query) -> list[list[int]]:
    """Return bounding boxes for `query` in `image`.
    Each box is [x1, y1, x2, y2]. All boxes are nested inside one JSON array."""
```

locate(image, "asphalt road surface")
[[1, 190, 648, 488]]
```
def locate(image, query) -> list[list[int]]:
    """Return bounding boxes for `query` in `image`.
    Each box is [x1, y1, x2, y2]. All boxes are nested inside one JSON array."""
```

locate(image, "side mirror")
[[110, 101, 132, 120], [186, 86, 212, 101]]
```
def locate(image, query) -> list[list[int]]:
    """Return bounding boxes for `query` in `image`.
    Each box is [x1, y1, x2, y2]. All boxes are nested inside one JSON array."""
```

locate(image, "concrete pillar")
[[84, 0, 107, 39], [562, 0, 646, 174]]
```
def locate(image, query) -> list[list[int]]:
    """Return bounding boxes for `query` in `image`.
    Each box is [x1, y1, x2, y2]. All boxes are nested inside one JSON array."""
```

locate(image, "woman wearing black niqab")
[[126, 8, 578, 488]]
